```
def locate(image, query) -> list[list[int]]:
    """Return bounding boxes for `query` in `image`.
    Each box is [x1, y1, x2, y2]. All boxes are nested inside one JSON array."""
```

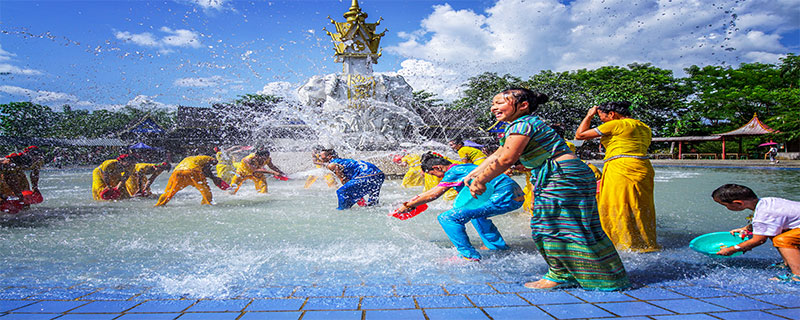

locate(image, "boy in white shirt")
[[712, 184, 800, 282]]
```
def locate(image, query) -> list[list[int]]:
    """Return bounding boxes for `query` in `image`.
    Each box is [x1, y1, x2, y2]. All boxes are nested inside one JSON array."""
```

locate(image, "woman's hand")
[[395, 203, 412, 213], [468, 180, 487, 198], [586, 106, 599, 117]]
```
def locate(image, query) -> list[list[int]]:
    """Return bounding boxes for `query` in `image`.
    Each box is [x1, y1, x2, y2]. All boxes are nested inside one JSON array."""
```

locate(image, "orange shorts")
[[772, 228, 800, 249]]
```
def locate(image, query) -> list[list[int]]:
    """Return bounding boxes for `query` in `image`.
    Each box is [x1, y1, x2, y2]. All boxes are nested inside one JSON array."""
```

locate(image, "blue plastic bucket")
[[689, 232, 747, 258], [453, 184, 494, 210]]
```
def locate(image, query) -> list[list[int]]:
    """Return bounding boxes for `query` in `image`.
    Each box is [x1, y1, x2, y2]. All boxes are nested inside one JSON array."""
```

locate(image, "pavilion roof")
[[716, 113, 776, 136]]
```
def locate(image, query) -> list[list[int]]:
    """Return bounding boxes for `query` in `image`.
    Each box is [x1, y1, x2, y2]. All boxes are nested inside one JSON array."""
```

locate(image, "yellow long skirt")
[[155, 170, 212, 206], [597, 157, 660, 252]]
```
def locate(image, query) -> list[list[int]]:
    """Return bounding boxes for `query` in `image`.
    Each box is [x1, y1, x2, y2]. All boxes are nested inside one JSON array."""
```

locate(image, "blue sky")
[[1, 0, 798, 110]]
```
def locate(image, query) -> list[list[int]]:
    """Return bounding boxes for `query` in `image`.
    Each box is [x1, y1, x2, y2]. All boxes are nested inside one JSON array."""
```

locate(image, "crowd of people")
[[2, 88, 798, 289]]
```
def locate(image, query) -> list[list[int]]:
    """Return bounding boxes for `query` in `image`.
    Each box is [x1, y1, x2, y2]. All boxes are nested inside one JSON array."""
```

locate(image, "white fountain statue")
[[295, 0, 424, 149]]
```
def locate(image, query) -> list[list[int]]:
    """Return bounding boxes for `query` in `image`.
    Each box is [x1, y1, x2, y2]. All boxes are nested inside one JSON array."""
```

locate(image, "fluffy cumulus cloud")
[[0, 45, 43, 76], [0, 85, 91, 108], [386, 0, 799, 100], [125, 95, 174, 110], [115, 27, 202, 53], [174, 75, 230, 87], [184, 0, 230, 10]]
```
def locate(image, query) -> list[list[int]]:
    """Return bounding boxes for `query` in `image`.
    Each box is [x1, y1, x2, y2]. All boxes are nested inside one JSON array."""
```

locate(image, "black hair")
[[499, 87, 549, 115], [712, 184, 758, 203], [420, 151, 453, 172], [255, 149, 271, 157], [597, 101, 632, 117], [319, 148, 338, 159], [448, 137, 463, 145]]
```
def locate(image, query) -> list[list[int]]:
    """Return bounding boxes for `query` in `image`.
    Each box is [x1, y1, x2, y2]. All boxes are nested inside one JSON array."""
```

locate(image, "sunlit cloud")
[[386, 0, 798, 100], [0, 45, 43, 76], [125, 94, 175, 111], [174, 75, 230, 88], [115, 27, 202, 53], [0, 85, 85, 107], [183, 0, 230, 10]]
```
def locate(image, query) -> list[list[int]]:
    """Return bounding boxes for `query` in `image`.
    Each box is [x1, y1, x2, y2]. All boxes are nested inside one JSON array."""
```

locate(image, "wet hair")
[[499, 87, 549, 114], [597, 101, 632, 117], [255, 149, 271, 157], [420, 151, 453, 172], [319, 148, 338, 159], [6, 153, 33, 167], [712, 184, 758, 203]]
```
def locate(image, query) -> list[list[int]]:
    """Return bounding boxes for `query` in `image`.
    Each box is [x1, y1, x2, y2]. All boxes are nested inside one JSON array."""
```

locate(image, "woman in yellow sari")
[[574, 101, 660, 252]]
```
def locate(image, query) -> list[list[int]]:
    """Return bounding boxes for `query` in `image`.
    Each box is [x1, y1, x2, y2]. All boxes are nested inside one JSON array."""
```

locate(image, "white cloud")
[[0, 85, 80, 105], [174, 75, 229, 87], [115, 27, 202, 53], [185, 0, 229, 10], [386, 0, 798, 100], [0, 86, 175, 111], [0, 45, 43, 75], [0, 64, 43, 76], [0, 45, 12, 62]]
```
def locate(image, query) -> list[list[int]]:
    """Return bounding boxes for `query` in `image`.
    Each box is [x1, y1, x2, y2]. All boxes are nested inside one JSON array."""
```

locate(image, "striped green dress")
[[502, 114, 630, 291]]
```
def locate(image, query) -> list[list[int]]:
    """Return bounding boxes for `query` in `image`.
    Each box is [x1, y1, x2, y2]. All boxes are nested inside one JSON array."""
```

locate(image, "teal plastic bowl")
[[689, 232, 747, 258], [454, 184, 494, 210]]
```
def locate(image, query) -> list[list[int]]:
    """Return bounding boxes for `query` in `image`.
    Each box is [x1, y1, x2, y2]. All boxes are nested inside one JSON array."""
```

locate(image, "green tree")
[[523, 70, 592, 131], [0, 101, 58, 137], [451, 72, 522, 128], [570, 63, 688, 136]]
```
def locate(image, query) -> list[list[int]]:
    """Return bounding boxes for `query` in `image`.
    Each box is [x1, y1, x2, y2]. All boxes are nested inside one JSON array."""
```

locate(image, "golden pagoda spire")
[[343, 0, 366, 23], [324, 0, 386, 68]]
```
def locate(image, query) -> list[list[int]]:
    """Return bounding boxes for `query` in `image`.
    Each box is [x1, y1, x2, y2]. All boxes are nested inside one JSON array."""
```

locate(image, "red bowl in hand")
[[22, 190, 44, 204], [214, 179, 230, 190], [100, 187, 122, 200]]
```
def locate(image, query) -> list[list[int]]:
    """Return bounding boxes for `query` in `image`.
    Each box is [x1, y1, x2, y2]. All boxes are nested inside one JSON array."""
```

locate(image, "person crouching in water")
[[713, 184, 800, 283], [395, 152, 524, 261], [155, 154, 227, 206], [314, 148, 384, 210], [126, 162, 171, 197], [92, 154, 137, 200], [2, 146, 45, 206], [230, 149, 286, 195]]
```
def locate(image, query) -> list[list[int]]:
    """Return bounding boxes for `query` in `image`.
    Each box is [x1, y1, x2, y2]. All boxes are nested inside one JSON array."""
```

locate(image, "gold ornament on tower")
[[324, 0, 386, 105]]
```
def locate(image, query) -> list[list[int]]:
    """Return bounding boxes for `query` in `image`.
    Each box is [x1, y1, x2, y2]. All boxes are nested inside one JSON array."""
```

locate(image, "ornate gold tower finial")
[[324, 0, 386, 74], [343, 0, 367, 23]]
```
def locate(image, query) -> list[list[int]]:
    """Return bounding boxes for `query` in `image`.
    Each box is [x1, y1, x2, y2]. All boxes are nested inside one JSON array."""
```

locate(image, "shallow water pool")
[[1, 166, 798, 298]]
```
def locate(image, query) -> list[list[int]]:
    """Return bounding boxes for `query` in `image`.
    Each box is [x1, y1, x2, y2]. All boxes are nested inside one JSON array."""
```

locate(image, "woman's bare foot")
[[477, 245, 489, 250], [524, 278, 561, 289]]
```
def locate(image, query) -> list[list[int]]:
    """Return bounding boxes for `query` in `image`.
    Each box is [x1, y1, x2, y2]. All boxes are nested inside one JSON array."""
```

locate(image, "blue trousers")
[[437, 189, 523, 260], [336, 174, 385, 210]]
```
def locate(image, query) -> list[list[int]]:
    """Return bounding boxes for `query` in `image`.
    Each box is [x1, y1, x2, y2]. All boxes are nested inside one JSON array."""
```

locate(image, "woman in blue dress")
[[314, 148, 385, 210], [395, 152, 524, 261]]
